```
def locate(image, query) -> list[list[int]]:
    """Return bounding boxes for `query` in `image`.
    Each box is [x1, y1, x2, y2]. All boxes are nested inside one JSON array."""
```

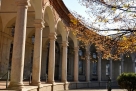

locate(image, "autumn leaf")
[[112, 8, 116, 11], [123, 4, 130, 8]]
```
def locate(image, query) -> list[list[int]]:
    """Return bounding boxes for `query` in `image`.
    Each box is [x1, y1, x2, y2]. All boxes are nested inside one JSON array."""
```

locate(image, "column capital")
[[34, 19, 45, 28], [74, 47, 79, 52], [48, 32, 57, 40], [16, 0, 31, 6], [62, 41, 68, 47]]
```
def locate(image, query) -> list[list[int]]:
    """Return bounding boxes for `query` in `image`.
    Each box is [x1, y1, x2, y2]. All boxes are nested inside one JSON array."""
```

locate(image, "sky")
[[62, 0, 89, 18], [62, 0, 118, 35]]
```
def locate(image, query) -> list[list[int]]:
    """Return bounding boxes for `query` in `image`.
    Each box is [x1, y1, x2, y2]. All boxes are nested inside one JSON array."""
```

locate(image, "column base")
[[74, 80, 78, 83], [64, 81, 69, 90], [47, 80, 55, 84], [30, 81, 41, 87], [61, 80, 67, 83], [8, 82, 25, 90], [86, 81, 90, 83]]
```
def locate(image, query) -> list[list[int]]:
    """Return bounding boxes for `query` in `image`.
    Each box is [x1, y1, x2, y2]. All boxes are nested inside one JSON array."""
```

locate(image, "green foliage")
[[117, 73, 136, 91]]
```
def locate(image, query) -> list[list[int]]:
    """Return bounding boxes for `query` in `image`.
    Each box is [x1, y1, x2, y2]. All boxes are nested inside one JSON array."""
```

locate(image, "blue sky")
[[62, 0, 89, 19]]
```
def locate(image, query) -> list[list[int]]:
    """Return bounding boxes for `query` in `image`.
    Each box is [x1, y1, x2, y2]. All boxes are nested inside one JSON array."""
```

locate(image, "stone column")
[[98, 52, 101, 82], [130, 53, 136, 72], [61, 41, 68, 82], [133, 60, 135, 73], [110, 59, 112, 80], [74, 47, 79, 82], [120, 54, 124, 73], [8, 0, 30, 89], [31, 19, 44, 86], [47, 33, 57, 84], [86, 50, 90, 82], [132, 61, 135, 72]]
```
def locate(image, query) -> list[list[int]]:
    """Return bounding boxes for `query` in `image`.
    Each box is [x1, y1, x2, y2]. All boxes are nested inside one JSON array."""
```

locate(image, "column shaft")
[[86, 59, 90, 82], [132, 61, 135, 72], [31, 19, 44, 86], [121, 61, 124, 73], [74, 47, 79, 82], [47, 33, 56, 83], [130, 53, 136, 72], [85, 48, 90, 82], [61, 41, 68, 82], [98, 53, 101, 81], [110, 59, 112, 80], [9, 1, 30, 88], [120, 54, 124, 73]]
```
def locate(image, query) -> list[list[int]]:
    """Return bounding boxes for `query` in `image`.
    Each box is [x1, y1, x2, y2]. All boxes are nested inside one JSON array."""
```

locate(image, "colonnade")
[[7, 0, 80, 89], [1, 0, 136, 90]]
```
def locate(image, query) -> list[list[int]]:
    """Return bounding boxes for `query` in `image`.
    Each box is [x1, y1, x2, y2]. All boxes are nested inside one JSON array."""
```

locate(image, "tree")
[[68, 0, 136, 60], [117, 73, 136, 91]]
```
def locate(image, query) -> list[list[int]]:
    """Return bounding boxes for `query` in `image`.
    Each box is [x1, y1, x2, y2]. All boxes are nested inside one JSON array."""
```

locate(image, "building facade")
[[0, 0, 136, 91]]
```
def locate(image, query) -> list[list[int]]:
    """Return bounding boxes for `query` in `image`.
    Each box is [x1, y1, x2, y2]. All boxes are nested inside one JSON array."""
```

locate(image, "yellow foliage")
[[123, 4, 130, 8], [112, 8, 116, 11], [70, 19, 78, 25]]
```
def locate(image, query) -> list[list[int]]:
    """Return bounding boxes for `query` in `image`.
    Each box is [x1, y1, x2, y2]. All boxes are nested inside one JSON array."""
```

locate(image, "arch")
[[69, 30, 78, 47], [56, 19, 67, 41], [4, 17, 16, 35], [31, 0, 43, 19], [44, 5, 55, 32]]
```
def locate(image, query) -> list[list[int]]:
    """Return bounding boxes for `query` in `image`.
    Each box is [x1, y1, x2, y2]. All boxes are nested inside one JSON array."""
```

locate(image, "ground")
[[61, 89, 126, 91]]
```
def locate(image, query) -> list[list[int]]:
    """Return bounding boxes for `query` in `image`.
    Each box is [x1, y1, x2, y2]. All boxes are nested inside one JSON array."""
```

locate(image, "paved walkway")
[[0, 81, 126, 91], [61, 89, 126, 91]]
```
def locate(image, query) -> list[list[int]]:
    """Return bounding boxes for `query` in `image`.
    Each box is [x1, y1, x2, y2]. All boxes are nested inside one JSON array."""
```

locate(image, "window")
[[106, 64, 110, 76], [92, 61, 97, 75], [93, 53, 97, 59], [79, 50, 83, 56], [79, 60, 83, 75], [9, 43, 13, 70], [92, 53, 97, 75], [67, 58, 71, 75]]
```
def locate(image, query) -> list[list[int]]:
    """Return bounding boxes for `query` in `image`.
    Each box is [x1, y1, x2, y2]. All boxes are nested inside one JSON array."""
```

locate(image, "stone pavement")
[[0, 81, 7, 89], [0, 81, 127, 91], [60, 89, 126, 91], [63, 90, 126, 91]]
